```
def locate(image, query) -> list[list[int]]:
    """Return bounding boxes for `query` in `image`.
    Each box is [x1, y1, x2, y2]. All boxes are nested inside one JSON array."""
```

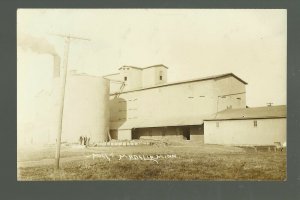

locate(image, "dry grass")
[[17, 142, 286, 181]]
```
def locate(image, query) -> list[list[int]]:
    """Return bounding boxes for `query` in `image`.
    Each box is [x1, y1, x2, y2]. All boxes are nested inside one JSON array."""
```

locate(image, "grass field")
[[17, 141, 286, 181]]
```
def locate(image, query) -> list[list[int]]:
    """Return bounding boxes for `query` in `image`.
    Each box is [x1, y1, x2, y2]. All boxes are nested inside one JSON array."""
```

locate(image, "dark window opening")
[[254, 120, 258, 127], [124, 76, 127, 81], [159, 71, 163, 81], [132, 129, 138, 139]]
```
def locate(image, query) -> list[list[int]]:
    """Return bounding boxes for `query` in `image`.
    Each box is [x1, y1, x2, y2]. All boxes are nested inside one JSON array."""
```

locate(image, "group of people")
[[79, 136, 90, 147]]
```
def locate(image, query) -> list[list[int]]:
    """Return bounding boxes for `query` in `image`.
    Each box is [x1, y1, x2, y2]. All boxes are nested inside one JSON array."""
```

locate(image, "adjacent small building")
[[204, 105, 287, 146]]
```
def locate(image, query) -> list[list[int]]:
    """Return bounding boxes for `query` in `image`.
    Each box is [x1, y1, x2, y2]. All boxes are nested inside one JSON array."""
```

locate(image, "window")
[[159, 71, 163, 80], [254, 120, 258, 127], [216, 122, 219, 127], [124, 76, 127, 81]]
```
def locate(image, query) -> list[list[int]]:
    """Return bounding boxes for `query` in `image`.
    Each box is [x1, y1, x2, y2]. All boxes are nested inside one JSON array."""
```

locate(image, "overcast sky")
[[17, 9, 286, 107]]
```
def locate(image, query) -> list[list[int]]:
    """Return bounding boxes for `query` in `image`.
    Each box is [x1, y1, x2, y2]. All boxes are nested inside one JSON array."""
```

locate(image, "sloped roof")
[[143, 64, 168, 69], [204, 105, 287, 121], [110, 73, 247, 95], [110, 115, 210, 130], [161, 72, 247, 85], [118, 66, 143, 70], [103, 73, 120, 77]]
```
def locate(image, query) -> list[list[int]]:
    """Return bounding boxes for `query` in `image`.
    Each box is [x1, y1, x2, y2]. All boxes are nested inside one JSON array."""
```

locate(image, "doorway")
[[182, 127, 190, 140]]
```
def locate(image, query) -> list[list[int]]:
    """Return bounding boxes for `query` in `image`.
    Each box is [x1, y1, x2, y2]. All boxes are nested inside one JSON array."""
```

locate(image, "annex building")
[[204, 105, 286, 146]]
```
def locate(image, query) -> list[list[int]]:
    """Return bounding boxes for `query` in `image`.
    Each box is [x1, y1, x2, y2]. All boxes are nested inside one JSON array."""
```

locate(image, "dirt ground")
[[17, 140, 286, 181]]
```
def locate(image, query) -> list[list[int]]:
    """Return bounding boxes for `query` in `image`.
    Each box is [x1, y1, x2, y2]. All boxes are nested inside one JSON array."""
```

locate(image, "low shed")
[[204, 105, 286, 146]]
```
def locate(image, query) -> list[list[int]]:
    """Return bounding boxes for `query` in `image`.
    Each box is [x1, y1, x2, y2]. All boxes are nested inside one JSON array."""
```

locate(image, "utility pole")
[[52, 33, 90, 170]]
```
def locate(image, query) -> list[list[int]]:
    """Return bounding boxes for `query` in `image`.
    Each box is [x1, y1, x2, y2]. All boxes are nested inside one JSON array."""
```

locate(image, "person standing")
[[87, 137, 90, 147], [83, 136, 87, 146], [79, 136, 83, 145]]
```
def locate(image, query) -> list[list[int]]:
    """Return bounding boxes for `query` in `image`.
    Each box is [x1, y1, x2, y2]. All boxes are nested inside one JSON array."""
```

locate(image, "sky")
[[17, 9, 286, 107]]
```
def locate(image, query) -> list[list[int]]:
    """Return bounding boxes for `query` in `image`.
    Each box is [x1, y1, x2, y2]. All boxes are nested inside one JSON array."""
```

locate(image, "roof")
[[204, 105, 287, 121], [118, 64, 168, 70], [143, 64, 168, 69], [118, 66, 143, 70], [110, 115, 208, 130], [103, 73, 120, 77], [110, 73, 247, 95]]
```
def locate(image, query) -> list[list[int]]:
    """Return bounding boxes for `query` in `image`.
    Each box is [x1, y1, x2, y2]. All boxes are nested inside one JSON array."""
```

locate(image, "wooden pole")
[[53, 33, 90, 170], [55, 36, 71, 170]]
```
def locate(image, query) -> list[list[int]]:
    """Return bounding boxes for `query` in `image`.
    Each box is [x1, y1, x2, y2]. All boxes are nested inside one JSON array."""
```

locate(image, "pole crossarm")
[[51, 33, 91, 41]]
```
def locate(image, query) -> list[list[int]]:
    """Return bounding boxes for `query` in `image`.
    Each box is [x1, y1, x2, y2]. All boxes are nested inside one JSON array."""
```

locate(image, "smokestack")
[[18, 34, 61, 78]]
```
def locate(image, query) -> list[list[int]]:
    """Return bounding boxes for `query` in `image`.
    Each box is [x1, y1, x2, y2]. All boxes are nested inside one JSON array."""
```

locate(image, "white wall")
[[117, 129, 132, 140], [103, 73, 123, 94], [142, 66, 167, 88], [119, 67, 143, 91], [61, 75, 110, 143], [204, 118, 286, 145], [110, 75, 246, 131], [110, 79, 216, 130], [214, 76, 247, 111], [154, 67, 168, 86], [142, 67, 155, 88]]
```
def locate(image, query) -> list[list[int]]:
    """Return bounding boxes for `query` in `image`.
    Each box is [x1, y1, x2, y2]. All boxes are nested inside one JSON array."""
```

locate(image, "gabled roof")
[[204, 105, 287, 121]]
